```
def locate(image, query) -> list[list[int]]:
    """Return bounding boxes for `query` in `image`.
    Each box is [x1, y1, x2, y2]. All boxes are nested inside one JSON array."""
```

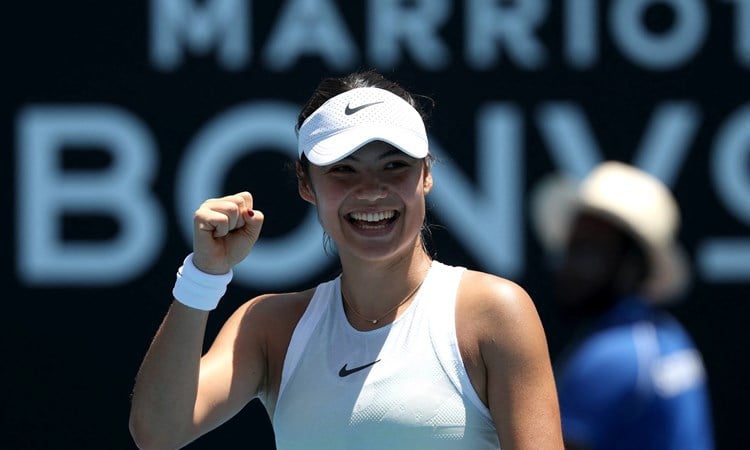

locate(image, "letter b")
[[16, 105, 164, 285]]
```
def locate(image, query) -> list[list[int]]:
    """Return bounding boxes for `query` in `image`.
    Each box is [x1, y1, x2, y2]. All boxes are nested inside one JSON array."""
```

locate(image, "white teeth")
[[349, 210, 396, 222]]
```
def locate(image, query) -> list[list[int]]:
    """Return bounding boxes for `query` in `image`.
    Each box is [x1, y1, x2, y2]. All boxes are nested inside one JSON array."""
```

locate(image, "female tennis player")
[[129, 69, 563, 450]]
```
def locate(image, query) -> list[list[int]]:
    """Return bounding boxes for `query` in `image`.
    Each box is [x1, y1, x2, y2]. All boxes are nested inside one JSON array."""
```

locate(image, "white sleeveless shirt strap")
[[427, 263, 495, 424]]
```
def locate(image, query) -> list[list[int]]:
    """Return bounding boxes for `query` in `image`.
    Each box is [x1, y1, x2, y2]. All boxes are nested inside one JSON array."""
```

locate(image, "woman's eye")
[[330, 164, 354, 173], [384, 160, 409, 170]]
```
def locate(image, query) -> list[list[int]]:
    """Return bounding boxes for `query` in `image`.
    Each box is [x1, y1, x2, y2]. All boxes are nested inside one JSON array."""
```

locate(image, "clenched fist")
[[191, 192, 264, 274]]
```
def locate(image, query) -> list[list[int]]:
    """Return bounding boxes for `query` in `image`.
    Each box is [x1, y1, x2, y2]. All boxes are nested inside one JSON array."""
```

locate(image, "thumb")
[[224, 209, 264, 268]]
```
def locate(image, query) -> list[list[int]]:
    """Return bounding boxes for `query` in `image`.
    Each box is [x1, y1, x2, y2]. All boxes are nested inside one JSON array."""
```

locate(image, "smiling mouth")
[[347, 210, 399, 229]]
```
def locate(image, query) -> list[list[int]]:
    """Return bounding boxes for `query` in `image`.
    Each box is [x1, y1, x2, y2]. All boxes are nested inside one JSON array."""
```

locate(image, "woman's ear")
[[422, 162, 434, 194], [297, 162, 316, 205]]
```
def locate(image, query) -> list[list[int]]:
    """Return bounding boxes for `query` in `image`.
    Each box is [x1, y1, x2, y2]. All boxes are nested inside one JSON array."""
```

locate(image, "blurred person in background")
[[530, 161, 715, 450]]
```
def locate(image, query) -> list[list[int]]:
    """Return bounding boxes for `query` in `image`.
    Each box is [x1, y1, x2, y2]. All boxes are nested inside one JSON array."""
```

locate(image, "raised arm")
[[129, 192, 264, 450]]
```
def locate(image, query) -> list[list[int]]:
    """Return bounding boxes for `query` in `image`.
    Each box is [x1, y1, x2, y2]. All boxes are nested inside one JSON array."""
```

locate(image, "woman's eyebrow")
[[378, 148, 405, 160]]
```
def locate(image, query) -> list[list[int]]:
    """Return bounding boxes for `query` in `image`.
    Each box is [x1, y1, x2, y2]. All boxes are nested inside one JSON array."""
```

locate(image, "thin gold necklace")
[[341, 275, 427, 324]]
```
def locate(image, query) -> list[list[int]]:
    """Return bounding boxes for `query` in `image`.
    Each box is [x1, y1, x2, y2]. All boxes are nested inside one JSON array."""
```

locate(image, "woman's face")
[[299, 141, 433, 262]]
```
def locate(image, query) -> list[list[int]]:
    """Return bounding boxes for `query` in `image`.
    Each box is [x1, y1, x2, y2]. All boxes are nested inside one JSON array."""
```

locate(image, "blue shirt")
[[555, 297, 714, 450]]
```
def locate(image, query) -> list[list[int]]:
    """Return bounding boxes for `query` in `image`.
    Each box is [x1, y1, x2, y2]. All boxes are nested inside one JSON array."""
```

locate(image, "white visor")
[[298, 87, 429, 165]]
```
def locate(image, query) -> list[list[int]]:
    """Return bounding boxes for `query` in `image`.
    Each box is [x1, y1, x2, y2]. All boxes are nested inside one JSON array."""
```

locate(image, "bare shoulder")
[[455, 269, 547, 373], [227, 288, 317, 344], [454, 270, 554, 414], [457, 270, 539, 328], [235, 288, 316, 322], [211, 287, 317, 398], [456, 269, 551, 368], [457, 273, 563, 449]]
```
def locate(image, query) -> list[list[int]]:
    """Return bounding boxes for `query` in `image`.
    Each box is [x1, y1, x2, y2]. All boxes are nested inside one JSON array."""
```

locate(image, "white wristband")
[[172, 253, 233, 311]]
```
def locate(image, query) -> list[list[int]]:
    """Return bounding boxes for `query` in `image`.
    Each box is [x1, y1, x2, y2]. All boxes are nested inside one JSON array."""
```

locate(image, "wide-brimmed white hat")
[[529, 161, 690, 304], [298, 87, 429, 166]]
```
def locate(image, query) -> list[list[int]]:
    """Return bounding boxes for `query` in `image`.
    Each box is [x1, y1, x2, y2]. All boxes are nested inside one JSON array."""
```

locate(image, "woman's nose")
[[355, 176, 387, 201]]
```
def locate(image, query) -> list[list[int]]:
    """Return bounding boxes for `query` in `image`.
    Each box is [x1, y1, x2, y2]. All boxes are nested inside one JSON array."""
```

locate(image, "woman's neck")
[[338, 248, 433, 321]]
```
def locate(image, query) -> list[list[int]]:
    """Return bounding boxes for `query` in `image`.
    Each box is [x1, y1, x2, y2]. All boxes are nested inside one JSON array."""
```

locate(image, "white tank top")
[[267, 261, 500, 450]]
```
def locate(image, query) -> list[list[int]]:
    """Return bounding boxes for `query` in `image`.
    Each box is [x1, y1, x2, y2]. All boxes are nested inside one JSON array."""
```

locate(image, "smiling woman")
[[128, 69, 564, 450], [298, 142, 431, 263]]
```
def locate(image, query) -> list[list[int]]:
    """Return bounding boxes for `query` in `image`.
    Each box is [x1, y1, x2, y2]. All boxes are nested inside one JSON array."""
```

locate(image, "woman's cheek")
[[315, 197, 344, 232]]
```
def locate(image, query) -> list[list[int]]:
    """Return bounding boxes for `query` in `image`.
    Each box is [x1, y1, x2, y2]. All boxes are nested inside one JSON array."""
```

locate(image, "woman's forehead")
[[344, 141, 414, 161]]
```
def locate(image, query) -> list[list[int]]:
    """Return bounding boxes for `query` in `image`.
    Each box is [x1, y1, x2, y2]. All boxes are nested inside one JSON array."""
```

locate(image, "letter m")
[[151, 0, 249, 71]]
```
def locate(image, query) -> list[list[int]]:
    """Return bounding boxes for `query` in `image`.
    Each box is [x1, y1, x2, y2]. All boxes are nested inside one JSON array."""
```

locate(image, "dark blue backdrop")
[[4, 1, 748, 448]]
